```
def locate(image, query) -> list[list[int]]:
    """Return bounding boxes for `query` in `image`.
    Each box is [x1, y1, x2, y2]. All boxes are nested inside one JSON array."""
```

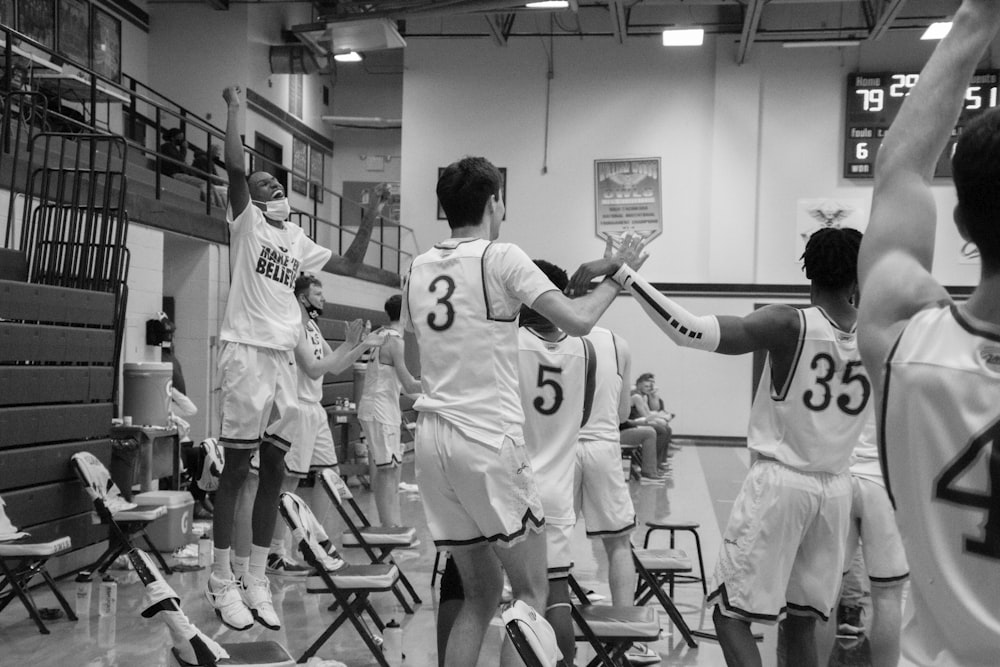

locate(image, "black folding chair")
[[568, 574, 662, 667]]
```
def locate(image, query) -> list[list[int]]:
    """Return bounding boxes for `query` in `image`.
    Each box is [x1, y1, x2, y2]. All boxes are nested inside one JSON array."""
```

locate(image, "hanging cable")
[[542, 23, 554, 175]]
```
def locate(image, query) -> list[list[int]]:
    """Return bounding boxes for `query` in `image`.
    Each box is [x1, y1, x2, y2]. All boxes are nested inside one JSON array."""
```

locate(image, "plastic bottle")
[[199, 533, 213, 567], [383, 619, 402, 665], [74, 571, 92, 617], [98, 575, 117, 617]]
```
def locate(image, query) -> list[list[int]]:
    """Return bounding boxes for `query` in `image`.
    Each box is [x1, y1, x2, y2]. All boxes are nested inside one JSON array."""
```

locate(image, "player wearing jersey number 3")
[[859, 1, 1000, 664], [572, 227, 870, 667], [403, 156, 648, 667]]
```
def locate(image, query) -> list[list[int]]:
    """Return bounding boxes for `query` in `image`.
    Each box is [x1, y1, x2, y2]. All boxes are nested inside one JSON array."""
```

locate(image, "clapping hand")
[[345, 318, 367, 347], [222, 85, 243, 107]]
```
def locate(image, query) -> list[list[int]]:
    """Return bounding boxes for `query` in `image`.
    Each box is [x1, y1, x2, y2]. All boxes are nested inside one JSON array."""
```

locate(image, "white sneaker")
[[205, 573, 253, 631], [238, 574, 281, 630]]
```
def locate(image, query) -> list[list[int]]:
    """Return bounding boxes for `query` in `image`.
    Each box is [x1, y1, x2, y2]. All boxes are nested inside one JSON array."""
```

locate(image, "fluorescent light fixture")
[[783, 40, 861, 48], [662, 28, 704, 46], [922, 22, 952, 40], [526, 1, 568, 7], [334, 51, 363, 62]]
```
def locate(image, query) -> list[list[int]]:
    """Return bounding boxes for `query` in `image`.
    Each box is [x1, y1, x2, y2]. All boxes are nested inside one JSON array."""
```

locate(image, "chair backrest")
[[319, 468, 352, 505], [0, 495, 21, 537], [197, 437, 225, 492], [279, 492, 328, 568], [71, 451, 135, 512]]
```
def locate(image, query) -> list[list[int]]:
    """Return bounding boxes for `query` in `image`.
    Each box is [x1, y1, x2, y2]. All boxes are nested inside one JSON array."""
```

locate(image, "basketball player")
[[858, 2, 1000, 663], [231, 275, 382, 605], [836, 417, 909, 667], [404, 156, 647, 667], [206, 85, 333, 631], [358, 293, 421, 528], [573, 227, 869, 667]]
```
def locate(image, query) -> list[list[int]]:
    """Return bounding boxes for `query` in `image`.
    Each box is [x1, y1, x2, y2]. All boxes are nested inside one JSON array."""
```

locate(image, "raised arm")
[[532, 233, 649, 336], [860, 1, 1000, 367], [222, 85, 250, 215]]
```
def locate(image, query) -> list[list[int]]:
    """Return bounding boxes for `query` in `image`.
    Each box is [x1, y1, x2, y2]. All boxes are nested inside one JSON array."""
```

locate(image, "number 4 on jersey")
[[935, 416, 1000, 560]]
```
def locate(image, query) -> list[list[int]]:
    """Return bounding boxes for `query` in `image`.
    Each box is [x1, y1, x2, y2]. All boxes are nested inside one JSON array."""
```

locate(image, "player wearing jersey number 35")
[[403, 156, 648, 667], [859, 1, 1000, 664], [571, 226, 870, 667]]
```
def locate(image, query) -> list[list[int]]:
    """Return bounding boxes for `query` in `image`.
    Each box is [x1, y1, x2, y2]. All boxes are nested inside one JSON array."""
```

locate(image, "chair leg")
[[395, 568, 422, 606], [140, 530, 173, 575], [690, 528, 707, 595], [0, 560, 48, 634], [431, 551, 442, 588], [41, 568, 77, 621]]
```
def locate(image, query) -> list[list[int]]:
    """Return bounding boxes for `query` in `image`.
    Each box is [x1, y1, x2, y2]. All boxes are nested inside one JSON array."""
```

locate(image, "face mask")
[[254, 198, 290, 222], [302, 295, 323, 320]]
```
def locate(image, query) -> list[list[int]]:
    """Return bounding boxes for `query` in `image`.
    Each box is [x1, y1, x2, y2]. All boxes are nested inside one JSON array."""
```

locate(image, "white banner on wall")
[[795, 198, 870, 261], [594, 158, 663, 241]]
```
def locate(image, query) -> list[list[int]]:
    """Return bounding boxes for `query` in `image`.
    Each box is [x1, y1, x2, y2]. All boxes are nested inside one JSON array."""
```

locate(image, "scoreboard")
[[844, 70, 1000, 179]]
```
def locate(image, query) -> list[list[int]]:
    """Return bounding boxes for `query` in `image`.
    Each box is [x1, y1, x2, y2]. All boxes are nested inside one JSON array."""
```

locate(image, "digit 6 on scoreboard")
[[855, 142, 869, 160]]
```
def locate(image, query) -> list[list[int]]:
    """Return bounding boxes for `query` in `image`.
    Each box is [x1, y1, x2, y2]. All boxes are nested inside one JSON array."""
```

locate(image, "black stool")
[[643, 519, 706, 596]]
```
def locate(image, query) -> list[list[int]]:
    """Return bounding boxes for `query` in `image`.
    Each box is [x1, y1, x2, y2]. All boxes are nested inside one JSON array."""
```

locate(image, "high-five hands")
[[567, 232, 649, 296]]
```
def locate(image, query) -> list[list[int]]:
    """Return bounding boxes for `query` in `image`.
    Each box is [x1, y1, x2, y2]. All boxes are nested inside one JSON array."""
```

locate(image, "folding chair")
[[0, 496, 76, 634], [501, 599, 563, 667], [71, 451, 172, 575], [568, 574, 662, 667], [631, 546, 698, 648], [279, 491, 400, 666], [319, 468, 422, 613]]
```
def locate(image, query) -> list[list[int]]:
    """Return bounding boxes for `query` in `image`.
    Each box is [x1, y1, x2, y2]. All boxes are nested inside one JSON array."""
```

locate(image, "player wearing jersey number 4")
[[572, 227, 870, 667], [403, 156, 648, 667], [859, 2, 1000, 664]]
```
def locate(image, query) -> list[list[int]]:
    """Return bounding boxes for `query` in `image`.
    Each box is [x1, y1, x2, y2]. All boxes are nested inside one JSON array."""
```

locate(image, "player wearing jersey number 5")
[[403, 156, 647, 667], [858, 2, 1000, 664], [572, 227, 870, 667]]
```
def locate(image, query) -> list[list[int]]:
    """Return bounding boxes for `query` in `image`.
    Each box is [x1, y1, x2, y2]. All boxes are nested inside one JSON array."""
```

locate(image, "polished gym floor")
[[0, 444, 878, 666]]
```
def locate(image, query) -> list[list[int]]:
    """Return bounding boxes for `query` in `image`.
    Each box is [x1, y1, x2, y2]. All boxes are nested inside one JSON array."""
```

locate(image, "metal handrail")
[[0, 24, 416, 273]]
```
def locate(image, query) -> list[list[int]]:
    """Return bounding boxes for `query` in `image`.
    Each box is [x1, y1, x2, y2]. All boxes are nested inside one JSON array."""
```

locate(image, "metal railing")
[[0, 24, 416, 274]]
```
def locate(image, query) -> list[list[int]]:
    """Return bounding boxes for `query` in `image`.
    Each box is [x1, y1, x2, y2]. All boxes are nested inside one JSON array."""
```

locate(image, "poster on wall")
[[91, 6, 119, 82], [57, 0, 89, 67], [291, 137, 308, 195], [795, 198, 869, 260], [19, 0, 55, 49], [593, 158, 662, 241], [309, 147, 324, 202]]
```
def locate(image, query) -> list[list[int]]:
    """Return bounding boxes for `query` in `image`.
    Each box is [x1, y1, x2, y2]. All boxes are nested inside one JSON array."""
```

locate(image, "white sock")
[[249, 545, 269, 580], [231, 555, 249, 578], [211, 548, 232, 579]]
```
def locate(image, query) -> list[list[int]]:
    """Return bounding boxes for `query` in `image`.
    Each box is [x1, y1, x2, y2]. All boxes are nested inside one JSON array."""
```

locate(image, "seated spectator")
[[160, 127, 191, 178], [630, 372, 674, 468], [192, 144, 227, 186]]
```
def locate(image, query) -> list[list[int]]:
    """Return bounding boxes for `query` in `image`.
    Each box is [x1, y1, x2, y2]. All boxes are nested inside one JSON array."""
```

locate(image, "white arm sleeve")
[[611, 265, 721, 352]]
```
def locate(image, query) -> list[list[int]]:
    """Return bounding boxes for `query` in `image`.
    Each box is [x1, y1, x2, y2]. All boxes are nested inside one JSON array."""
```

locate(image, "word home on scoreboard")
[[844, 70, 1000, 179]]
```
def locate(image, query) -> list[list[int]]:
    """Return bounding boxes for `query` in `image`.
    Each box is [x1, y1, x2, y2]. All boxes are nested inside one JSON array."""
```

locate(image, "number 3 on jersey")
[[935, 416, 1000, 560], [427, 275, 456, 331], [803, 354, 871, 415]]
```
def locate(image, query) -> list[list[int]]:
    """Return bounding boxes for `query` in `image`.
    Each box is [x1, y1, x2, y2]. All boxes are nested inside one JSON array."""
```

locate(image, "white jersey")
[[518, 327, 594, 493], [402, 237, 555, 450], [747, 306, 871, 474], [357, 328, 404, 425], [579, 327, 624, 443], [295, 319, 325, 404], [883, 303, 1000, 667], [220, 203, 331, 350]]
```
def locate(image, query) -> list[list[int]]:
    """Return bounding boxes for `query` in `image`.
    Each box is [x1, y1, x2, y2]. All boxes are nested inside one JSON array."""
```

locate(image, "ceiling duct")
[[269, 44, 326, 74], [291, 18, 407, 58]]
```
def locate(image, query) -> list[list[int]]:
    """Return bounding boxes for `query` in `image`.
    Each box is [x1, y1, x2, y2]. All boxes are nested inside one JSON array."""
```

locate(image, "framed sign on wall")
[[91, 6, 120, 82], [593, 157, 662, 241]]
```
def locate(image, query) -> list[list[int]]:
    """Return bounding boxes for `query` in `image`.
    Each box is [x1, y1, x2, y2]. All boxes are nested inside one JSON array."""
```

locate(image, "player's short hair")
[[636, 372, 655, 384], [952, 107, 1000, 268], [294, 274, 322, 297], [436, 157, 503, 230], [801, 227, 862, 291], [384, 294, 402, 321], [519, 260, 567, 328]]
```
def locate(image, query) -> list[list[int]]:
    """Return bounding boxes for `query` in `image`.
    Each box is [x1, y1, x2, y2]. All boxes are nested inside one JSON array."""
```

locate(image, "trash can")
[[123, 362, 173, 427], [109, 437, 139, 502], [132, 491, 194, 551]]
